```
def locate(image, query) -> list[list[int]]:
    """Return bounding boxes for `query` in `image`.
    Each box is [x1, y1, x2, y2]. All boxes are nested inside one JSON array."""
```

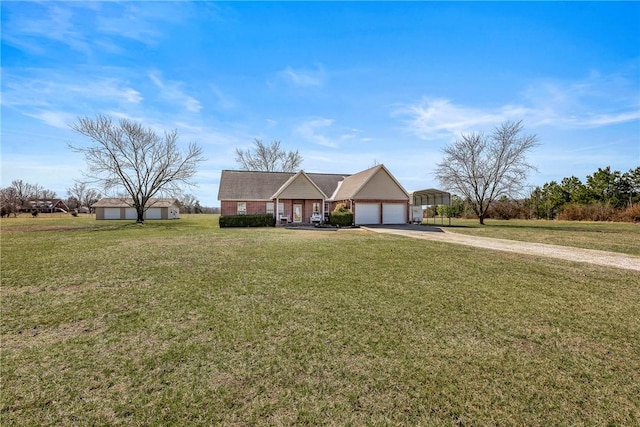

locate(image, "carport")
[[409, 188, 451, 225]]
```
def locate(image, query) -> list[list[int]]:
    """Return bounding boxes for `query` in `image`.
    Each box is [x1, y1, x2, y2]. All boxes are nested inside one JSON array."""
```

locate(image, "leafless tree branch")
[[69, 115, 205, 223], [235, 139, 302, 172], [435, 120, 538, 224]]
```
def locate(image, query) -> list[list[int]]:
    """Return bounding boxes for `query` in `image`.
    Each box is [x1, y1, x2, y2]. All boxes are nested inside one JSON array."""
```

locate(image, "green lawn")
[[1, 215, 639, 425], [438, 218, 640, 255]]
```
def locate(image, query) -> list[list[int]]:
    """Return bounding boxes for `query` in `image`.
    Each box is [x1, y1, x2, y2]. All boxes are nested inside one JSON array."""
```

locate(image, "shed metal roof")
[[409, 189, 451, 206]]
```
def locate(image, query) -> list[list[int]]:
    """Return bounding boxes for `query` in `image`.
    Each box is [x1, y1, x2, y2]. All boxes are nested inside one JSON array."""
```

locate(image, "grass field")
[[1, 215, 639, 425]]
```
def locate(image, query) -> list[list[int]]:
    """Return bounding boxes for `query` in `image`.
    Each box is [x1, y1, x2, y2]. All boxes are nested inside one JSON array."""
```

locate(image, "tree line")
[[0, 180, 100, 217], [527, 166, 640, 221], [0, 178, 210, 217], [438, 166, 640, 222]]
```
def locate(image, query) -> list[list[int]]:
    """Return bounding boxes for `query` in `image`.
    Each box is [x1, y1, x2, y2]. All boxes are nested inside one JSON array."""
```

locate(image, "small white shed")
[[92, 198, 180, 220]]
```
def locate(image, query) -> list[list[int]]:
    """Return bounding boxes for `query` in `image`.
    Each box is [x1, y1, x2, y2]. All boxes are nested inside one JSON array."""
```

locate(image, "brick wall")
[[220, 199, 324, 223]]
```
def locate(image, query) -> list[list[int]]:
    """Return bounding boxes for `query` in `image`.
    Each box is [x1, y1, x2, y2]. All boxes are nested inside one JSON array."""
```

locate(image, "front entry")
[[293, 204, 303, 223]]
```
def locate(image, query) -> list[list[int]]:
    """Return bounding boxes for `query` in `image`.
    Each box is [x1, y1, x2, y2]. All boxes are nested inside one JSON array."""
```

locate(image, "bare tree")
[[69, 115, 205, 223], [179, 193, 198, 214], [67, 182, 102, 212], [235, 139, 302, 172], [11, 179, 34, 210], [40, 189, 57, 199], [435, 120, 538, 225], [1, 186, 19, 217]]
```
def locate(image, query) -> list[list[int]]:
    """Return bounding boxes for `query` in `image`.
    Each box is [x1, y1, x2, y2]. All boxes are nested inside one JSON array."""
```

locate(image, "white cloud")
[[522, 72, 640, 128], [2, 73, 142, 109], [24, 110, 78, 129], [294, 118, 338, 147], [394, 98, 528, 140], [149, 72, 202, 113], [2, 3, 92, 55], [396, 71, 639, 140], [276, 64, 325, 87], [209, 85, 236, 110], [95, 5, 162, 44]]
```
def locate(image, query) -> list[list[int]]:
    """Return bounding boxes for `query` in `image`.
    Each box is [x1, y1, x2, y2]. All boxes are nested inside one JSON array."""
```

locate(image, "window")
[[266, 202, 285, 217], [237, 202, 246, 215], [313, 202, 320, 213]]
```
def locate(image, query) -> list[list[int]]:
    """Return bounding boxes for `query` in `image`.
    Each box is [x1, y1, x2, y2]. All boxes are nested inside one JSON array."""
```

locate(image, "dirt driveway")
[[363, 225, 640, 272]]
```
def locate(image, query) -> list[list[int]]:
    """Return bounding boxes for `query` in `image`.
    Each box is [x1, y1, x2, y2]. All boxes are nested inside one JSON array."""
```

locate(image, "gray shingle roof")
[[331, 165, 381, 200], [218, 170, 349, 201], [92, 198, 178, 208], [218, 165, 408, 201], [218, 171, 294, 200]]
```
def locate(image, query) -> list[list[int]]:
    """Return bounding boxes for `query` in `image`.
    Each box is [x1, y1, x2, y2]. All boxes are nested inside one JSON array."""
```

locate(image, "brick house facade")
[[218, 164, 410, 225]]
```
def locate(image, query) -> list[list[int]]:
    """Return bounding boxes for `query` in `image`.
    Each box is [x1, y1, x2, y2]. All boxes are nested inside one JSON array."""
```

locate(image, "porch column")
[[275, 198, 279, 223]]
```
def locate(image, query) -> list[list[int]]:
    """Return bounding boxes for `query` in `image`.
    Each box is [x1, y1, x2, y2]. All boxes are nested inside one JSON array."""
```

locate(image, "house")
[[218, 164, 410, 225], [92, 198, 180, 220], [28, 199, 69, 213]]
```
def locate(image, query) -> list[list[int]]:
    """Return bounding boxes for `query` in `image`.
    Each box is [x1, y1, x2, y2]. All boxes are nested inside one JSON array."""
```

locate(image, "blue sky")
[[2, 1, 639, 207]]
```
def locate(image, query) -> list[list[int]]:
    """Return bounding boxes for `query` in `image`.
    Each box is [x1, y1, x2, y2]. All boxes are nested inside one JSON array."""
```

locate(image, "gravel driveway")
[[363, 225, 640, 272]]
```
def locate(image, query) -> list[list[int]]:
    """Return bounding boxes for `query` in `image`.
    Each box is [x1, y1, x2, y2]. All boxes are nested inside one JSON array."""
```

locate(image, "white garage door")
[[146, 208, 162, 220], [125, 208, 137, 220], [382, 203, 406, 224], [355, 203, 380, 225], [104, 208, 121, 220]]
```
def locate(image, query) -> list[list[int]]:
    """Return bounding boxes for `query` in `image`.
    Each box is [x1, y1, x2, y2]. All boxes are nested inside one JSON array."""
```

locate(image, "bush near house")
[[329, 203, 353, 226], [328, 211, 353, 226], [219, 214, 275, 227]]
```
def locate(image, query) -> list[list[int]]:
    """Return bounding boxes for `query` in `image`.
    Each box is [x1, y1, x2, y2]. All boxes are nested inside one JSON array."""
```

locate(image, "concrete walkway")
[[363, 225, 640, 272]]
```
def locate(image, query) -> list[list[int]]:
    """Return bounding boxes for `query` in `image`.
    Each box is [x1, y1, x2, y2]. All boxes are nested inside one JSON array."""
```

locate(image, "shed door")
[[146, 208, 162, 220], [125, 208, 137, 220], [104, 208, 121, 220], [355, 203, 380, 225], [382, 203, 406, 224]]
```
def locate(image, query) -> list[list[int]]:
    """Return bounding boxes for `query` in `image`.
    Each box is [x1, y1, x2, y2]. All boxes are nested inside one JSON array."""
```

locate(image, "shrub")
[[487, 198, 527, 220], [614, 203, 640, 223], [219, 214, 275, 227], [557, 202, 616, 221], [328, 204, 353, 226], [329, 210, 353, 226]]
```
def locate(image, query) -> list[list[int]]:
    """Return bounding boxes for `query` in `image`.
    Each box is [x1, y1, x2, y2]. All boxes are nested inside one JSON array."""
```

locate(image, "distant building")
[[92, 198, 180, 220]]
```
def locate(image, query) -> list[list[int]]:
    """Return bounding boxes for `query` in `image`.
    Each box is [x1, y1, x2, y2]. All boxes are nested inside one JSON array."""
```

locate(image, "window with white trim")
[[237, 202, 246, 215], [266, 202, 285, 217]]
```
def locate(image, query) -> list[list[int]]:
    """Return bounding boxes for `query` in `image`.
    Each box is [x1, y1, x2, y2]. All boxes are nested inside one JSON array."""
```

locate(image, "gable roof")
[[92, 198, 178, 208], [218, 170, 347, 201], [272, 171, 327, 199], [331, 164, 409, 201], [218, 170, 295, 201], [218, 165, 409, 202]]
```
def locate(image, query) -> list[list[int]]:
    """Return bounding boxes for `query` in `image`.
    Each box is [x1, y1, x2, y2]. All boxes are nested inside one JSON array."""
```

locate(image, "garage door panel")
[[383, 203, 406, 224], [146, 208, 162, 220], [355, 203, 380, 225], [104, 208, 121, 220], [125, 208, 137, 220]]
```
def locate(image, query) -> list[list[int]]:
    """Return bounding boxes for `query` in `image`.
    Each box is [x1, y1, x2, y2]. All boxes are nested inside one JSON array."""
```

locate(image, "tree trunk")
[[137, 209, 144, 224], [479, 214, 485, 225]]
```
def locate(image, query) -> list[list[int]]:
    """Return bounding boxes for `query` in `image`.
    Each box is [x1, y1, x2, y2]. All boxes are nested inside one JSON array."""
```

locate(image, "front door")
[[293, 204, 302, 223]]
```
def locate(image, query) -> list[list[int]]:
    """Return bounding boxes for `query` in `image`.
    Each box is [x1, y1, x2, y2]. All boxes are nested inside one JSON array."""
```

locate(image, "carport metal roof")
[[409, 189, 451, 206]]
